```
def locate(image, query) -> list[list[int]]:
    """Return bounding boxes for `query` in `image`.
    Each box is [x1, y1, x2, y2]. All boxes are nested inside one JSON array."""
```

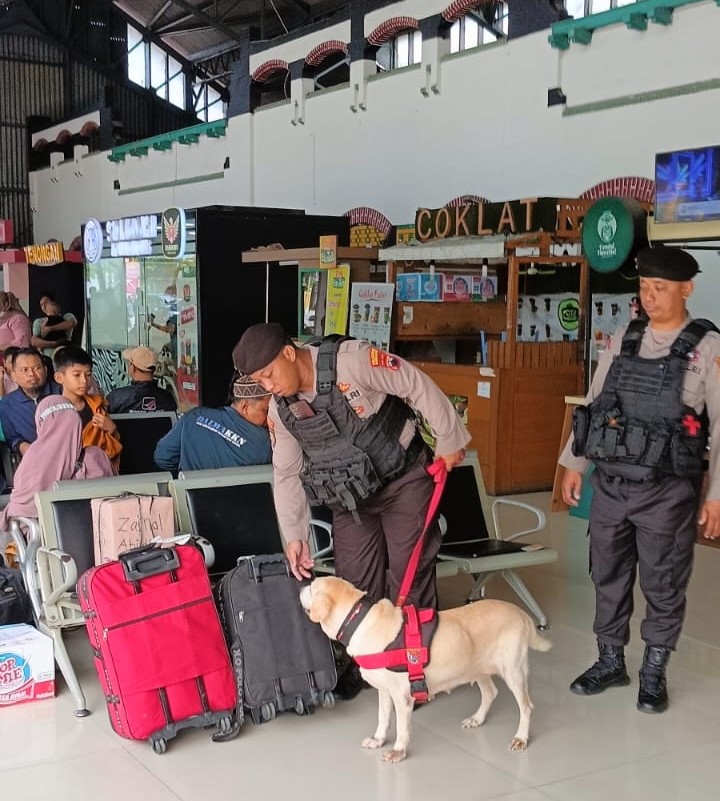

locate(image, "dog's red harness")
[[336, 461, 446, 704]]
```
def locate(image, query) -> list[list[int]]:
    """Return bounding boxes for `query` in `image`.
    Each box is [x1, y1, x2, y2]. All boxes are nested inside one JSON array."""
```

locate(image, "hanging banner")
[[324, 264, 351, 336], [349, 282, 394, 350]]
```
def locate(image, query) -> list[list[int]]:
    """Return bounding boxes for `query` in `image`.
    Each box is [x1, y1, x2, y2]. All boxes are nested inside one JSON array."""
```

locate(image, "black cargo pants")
[[588, 469, 701, 650], [330, 457, 441, 610]]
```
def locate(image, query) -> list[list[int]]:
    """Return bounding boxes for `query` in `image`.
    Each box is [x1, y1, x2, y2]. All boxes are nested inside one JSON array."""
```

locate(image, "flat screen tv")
[[655, 145, 720, 223]]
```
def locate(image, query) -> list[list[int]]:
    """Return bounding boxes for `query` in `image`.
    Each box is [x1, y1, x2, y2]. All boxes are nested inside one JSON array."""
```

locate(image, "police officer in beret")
[[559, 245, 720, 714]]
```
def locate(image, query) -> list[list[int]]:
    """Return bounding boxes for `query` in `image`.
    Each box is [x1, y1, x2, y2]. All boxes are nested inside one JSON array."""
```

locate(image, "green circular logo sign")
[[558, 298, 580, 332], [582, 197, 639, 273]]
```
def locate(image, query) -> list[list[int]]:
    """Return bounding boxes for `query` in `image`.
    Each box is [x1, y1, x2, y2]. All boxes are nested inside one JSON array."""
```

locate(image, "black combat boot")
[[637, 645, 670, 714], [570, 641, 630, 695]]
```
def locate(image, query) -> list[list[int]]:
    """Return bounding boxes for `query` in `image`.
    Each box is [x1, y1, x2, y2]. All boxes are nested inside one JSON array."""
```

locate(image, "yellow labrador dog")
[[300, 576, 551, 763]]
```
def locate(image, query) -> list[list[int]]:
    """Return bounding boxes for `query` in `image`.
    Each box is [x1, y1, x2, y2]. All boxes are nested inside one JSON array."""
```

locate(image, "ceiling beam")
[[147, 0, 174, 29], [166, 0, 245, 42], [188, 39, 243, 62], [160, 12, 257, 36], [283, 0, 311, 17]]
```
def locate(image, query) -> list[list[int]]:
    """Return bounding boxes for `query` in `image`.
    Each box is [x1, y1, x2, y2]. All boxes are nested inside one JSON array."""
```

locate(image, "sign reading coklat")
[[415, 197, 560, 242], [23, 241, 65, 266]]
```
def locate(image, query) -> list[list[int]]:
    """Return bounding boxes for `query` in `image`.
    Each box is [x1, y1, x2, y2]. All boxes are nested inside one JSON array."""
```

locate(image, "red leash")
[[394, 459, 447, 607]]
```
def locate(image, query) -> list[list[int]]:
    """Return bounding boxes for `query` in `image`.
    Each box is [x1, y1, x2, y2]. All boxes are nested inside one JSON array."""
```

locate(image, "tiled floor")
[[4, 495, 720, 801]]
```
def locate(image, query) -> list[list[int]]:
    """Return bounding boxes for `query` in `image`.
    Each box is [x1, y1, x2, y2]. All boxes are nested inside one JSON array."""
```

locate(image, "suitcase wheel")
[[294, 696, 305, 716], [321, 691, 336, 710], [219, 715, 234, 735], [261, 702, 276, 722], [212, 715, 241, 743], [151, 738, 167, 755]]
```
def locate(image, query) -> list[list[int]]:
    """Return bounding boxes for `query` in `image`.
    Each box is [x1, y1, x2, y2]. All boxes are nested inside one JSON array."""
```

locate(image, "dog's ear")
[[309, 592, 332, 624]]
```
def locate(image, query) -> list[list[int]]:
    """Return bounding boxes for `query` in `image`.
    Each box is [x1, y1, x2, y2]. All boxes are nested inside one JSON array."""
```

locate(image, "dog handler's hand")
[[438, 449, 465, 472], [285, 539, 314, 581], [698, 499, 720, 540], [561, 468, 583, 507]]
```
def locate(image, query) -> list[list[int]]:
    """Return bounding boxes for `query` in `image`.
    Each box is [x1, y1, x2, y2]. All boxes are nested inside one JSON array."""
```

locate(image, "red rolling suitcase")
[[79, 544, 238, 753]]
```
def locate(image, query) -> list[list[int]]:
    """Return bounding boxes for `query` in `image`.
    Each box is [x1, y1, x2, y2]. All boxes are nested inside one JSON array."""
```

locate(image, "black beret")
[[636, 246, 700, 281], [232, 323, 288, 375]]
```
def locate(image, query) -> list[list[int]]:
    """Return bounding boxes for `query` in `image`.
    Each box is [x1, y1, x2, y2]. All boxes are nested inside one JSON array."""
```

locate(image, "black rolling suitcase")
[[217, 554, 337, 726]]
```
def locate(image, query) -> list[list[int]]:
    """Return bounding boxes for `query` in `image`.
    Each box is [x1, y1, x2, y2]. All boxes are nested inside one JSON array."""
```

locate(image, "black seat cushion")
[[115, 416, 174, 475], [438, 539, 525, 559], [185, 483, 284, 575], [51, 499, 95, 579]]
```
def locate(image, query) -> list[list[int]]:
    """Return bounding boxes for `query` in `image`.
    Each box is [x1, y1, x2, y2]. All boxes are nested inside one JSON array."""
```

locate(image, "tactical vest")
[[572, 318, 717, 481], [276, 338, 426, 515]]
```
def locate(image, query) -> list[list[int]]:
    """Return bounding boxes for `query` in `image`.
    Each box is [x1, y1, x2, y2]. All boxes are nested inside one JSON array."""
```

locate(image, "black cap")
[[636, 246, 700, 282], [232, 323, 288, 375]]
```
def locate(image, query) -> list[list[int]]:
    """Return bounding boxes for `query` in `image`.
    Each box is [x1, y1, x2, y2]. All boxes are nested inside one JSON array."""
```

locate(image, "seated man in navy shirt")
[[153, 374, 272, 474], [0, 347, 60, 454]]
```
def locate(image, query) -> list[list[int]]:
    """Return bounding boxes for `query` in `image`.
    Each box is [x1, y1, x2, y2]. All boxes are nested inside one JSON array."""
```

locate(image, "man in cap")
[[107, 346, 177, 414], [153, 373, 272, 474], [232, 323, 470, 610], [559, 245, 720, 714]]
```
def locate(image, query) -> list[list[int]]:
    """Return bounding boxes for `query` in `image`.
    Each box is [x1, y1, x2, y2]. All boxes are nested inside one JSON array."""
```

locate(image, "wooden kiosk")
[[381, 198, 590, 495]]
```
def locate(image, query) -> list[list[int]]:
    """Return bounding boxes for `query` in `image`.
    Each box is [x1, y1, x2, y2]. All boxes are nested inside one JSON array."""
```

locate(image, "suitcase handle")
[[240, 555, 291, 583], [120, 545, 181, 581]]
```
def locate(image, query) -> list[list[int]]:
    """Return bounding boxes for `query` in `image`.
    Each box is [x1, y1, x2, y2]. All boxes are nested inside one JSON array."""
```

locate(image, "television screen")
[[655, 145, 720, 223]]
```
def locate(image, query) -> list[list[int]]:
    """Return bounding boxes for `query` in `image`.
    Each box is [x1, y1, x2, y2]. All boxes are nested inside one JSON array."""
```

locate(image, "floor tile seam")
[[0, 741, 128, 776], [121, 744, 191, 801], [409, 717, 535, 789], [529, 741, 707, 796]]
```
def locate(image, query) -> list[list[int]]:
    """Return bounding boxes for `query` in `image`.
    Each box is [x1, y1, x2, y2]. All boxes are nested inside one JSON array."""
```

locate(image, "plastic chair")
[[435, 451, 557, 629]]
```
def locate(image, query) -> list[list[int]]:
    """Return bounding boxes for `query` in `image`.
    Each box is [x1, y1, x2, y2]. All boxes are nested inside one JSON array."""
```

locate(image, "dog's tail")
[[529, 628, 553, 653]]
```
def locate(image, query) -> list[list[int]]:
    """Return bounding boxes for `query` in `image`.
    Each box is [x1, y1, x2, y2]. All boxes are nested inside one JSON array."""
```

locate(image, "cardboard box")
[[442, 274, 474, 302], [419, 273, 443, 301], [472, 275, 498, 301], [396, 273, 421, 301], [0, 624, 55, 707]]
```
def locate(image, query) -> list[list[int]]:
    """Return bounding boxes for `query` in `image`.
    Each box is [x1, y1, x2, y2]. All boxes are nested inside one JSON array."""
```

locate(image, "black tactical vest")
[[572, 318, 717, 481], [275, 338, 426, 515]]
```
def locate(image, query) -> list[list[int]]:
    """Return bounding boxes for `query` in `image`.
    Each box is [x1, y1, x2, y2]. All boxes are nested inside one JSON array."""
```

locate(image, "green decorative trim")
[[563, 76, 720, 116], [107, 119, 227, 163], [549, 0, 708, 50]]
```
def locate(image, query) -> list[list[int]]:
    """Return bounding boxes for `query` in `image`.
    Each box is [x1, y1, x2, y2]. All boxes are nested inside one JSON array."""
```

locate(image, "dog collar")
[[336, 595, 375, 647]]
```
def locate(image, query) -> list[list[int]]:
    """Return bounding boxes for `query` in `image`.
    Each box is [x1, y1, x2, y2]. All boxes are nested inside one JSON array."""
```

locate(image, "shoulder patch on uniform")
[[369, 347, 400, 370], [338, 382, 351, 393]]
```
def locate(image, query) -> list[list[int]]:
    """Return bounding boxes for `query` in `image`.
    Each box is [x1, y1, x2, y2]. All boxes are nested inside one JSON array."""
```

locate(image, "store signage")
[[0, 219, 13, 245], [23, 242, 64, 266], [161, 207, 186, 259], [582, 197, 646, 273], [83, 218, 103, 264], [106, 214, 158, 258], [415, 198, 559, 242]]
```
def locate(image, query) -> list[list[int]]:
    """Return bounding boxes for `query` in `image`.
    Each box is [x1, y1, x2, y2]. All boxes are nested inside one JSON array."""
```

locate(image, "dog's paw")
[[382, 749, 407, 763], [361, 736, 384, 749], [509, 737, 528, 751], [461, 715, 484, 729]]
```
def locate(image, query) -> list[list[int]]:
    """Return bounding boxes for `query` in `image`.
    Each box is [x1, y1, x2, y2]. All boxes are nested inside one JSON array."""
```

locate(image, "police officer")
[[559, 245, 720, 714], [232, 323, 470, 611], [107, 347, 177, 414]]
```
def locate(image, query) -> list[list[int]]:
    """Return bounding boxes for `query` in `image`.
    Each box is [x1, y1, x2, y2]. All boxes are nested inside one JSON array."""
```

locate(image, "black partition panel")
[[196, 207, 349, 406]]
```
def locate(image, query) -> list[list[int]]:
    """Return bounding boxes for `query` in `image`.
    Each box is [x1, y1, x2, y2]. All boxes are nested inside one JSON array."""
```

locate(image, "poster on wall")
[[348, 282, 395, 350], [324, 264, 350, 336], [298, 269, 327, 340], [516, 293, 580, 342], [175, 267, 200, 411]]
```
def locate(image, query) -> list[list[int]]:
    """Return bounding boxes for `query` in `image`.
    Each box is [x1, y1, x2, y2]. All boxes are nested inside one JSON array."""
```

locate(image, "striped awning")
[[446, 194, 490, 207], [580, 177, 655, 204], [305, 40, 349, 66], [251, 59, 290, 83], [367, 16, 419, 47], [344, 207, 392, 236], [442, 1, 492, 24]]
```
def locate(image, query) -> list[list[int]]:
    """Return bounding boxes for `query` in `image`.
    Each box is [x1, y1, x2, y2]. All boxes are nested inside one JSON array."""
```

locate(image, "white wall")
[[31, 0, 720, 309]]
